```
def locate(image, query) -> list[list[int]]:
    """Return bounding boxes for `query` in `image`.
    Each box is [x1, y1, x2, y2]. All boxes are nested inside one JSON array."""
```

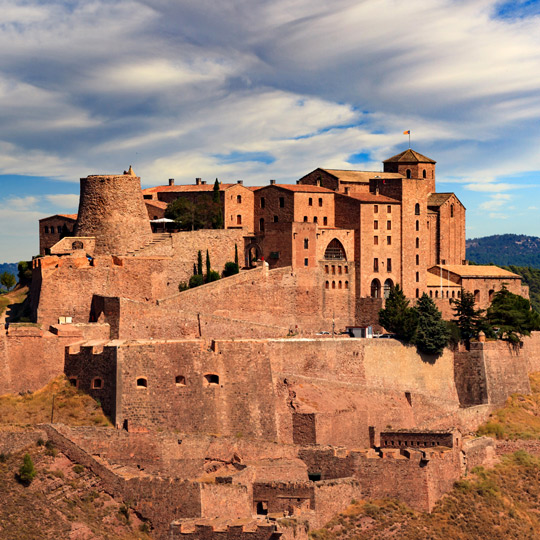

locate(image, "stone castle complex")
[[2, 148, 539, 539]]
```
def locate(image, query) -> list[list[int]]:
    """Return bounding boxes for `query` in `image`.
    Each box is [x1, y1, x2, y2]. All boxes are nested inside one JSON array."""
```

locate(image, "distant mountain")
[[0, 263, 17, 277], [466, 234, 540, 268]]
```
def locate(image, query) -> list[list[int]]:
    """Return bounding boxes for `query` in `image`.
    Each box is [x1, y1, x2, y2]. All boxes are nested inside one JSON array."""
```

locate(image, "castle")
[[1, 148, 538, 539]]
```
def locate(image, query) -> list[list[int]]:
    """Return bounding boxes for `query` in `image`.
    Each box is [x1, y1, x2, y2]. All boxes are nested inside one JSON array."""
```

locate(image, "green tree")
[[487, 285, 540, 344], [451, 289, 488, 347], [206, 250, 211, 276], [378, 285, 417, 342], [0, 272, 16, 291], [18, 453, 37, 485], [189, 274, 204, 288], [197, 251, 203, 276], [234, 244, 239, 266], [165, 197, 198, 230], [17, 261, 32, 286], [212, 179, 224, 229], [223, 261, 239, 277], [412, 293, 450, 355]]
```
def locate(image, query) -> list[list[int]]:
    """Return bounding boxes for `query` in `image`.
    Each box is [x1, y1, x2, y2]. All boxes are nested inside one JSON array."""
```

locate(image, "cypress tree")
[[212, 179, 224, 229], [197, 251, 203, 275], [193, 263, 197, 276], [206, 250, 211, 276], [234, 244, 239, 266]]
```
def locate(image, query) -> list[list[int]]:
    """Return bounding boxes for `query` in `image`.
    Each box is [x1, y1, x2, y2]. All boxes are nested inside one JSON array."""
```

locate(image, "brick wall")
[[39, 216, 76, 255]]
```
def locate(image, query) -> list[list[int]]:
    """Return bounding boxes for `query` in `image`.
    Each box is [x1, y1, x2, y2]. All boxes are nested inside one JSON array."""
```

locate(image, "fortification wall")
[[523, 331, 540, 372]]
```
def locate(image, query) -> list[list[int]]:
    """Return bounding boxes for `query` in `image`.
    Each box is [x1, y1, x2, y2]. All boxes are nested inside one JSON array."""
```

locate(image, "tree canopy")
[[378, 285, 417, 342], [0, 271, 16, 291], [451, 289, 490, 347], [487, 286, 540, 344], [412, 293, 451, 355]]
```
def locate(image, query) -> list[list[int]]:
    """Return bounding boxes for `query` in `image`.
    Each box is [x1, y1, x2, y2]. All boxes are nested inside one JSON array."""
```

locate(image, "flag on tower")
[[403, 130, 410, 135]]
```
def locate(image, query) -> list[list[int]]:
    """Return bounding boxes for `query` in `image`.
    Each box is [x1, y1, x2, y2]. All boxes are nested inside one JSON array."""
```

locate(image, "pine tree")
[[193, 263, 197, 276], [234, 244, 239, 266], [487, 285, 540, 344], [18, 453, 36, 485], [378, 285, 417, 342], [413, 293, 450, 355], [212, 179, 224, 229], [197, 251, 203, 275], [206, 250, 211, 277], [451, 289, 487, 347]]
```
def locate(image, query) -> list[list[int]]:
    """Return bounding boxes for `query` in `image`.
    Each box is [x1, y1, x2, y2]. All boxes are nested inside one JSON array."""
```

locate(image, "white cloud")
[[3, 195, 39, 211], [44, 194, 79, 208], [464, 182, 528, 192], [479, 193, 512, 211]]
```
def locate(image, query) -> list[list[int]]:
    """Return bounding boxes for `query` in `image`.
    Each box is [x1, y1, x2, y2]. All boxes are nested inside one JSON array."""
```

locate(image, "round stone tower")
[[73, 169, 152, 255]]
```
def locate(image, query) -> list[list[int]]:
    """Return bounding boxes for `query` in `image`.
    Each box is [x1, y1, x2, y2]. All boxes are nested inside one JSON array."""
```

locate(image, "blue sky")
[[1, 0, 540, 262]]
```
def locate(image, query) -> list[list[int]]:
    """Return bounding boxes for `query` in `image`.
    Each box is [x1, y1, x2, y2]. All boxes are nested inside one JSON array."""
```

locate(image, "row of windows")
[[324, 264, 349, 274], [325, 280, 349, 289], [44, 226, 63, 234], [374, 236, 391, 246], [260, 196, 325, 209], [259, 216, 329, 231], [374, 205, 393, 214], [86, 374, 220, 390], [373, 258, 392, 272], [373, 220, 392, 230]]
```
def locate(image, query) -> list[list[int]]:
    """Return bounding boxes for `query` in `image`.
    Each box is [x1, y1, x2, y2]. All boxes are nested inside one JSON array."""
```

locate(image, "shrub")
[[223, 261, 239, 277], [73, 464, 85, 474], [207, 270, 220, 283], [36, 438, 45, 447], [18, 453, 37, 485], [189, 274, 204, 288], [178, 281, 189, 292]]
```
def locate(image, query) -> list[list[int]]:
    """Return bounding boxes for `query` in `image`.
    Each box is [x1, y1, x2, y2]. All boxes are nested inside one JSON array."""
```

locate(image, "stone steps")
[[125, 233, 171, 256]]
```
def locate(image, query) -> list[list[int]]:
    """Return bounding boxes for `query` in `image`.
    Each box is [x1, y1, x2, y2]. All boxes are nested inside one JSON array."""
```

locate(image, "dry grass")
[[309, 451, 540, 540], [477, 372, 540, 440], [0, 445, 153, 539], [0, 375, 112, 428], [0, 286, 28, 318]]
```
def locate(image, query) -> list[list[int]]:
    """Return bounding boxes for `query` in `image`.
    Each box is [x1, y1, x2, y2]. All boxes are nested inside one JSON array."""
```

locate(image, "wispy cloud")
[[44, 194, 79, 208], [479, 193, 513, 211]]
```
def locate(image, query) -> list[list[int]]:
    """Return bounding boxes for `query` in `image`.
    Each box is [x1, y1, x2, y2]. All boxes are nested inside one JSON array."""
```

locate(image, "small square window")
[[279, 197, 285, 208], [308, 197, 313, 206], [374, 205, 378, 213], [304, 258, 308, 266], [387, 236, 391, 245], [374, 236, 378, 245], [374, 220, 378, 230]]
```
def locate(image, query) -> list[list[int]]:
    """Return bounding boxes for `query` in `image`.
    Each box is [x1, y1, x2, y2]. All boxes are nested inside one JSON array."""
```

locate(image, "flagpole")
[[409, 131, 411, 149]]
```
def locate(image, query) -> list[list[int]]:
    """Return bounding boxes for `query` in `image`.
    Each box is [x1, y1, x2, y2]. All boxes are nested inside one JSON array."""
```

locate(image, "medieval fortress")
[[2, 149, 539, 539]]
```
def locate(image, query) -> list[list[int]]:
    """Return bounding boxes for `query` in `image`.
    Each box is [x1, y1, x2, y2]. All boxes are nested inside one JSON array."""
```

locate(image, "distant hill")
[[466, 234, 540, 268], [0, 263, 17, 277]]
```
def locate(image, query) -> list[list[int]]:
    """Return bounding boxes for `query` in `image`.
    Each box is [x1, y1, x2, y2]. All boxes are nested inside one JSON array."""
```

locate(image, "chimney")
[[375, 186, 380, 195], [195, 178, 202, 185], [316, 179, 321, 186], [237, 180, 243, 185], [168, 178, 175, 186], [270, 179, 276, 185], [201, 181, 207, 185]]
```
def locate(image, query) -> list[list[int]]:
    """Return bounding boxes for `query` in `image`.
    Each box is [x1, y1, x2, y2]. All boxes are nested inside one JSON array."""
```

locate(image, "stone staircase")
[[125, 233, 171, 257]]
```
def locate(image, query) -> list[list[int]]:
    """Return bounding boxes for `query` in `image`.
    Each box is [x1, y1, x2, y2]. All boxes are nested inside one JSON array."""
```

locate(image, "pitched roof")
[[426, 273, 460, 288], [428, 193, 453, 207], [430, 265, 521, 278], [259, 184, 335, 193], [142, 183, 236, 194], [144, 200, 168, 209], [383, 149, 436, 164], [39, 214, 77, 222], [320, 169, 403, 183]]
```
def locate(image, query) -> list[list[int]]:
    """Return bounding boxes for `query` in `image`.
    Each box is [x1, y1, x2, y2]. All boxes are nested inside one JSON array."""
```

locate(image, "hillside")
[[502, 265, 540, 314], [0, 263, 18, 277], [466, 234, 540, 268]]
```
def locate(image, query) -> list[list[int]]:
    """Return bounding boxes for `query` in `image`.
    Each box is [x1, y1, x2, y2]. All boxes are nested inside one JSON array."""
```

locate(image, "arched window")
[[324, 239, 346, 261], [44, 226, 49, 233], [415, 289, 419, 298], [237, 195, 242, 203], [338, 281, 342, 289], [416, 237, 420, 249], [304, 238, 309, 249], [332, 281, 336, 289], [345, 281, 349, 289], [383, 279, 393, 298], [259, 218, 264, 231], [91, 377, 103, 390], [175, 375, 186, 386], [68, 377, 78, 387], [474, 290, 480, 303], [416, 254, 419, 265], [416, 220, 419, 231], [325, 281, 329, 289], [435, 290, 439, 298], [204, 374, 220, 386], [137, 377, 148, 388], [406, 169, 411, 179], [236, 215, 242, 225], [415, 203, 420, 215], [452, 291, 455, 298], [489, 289, 494, 302], [371, 279, 381, 298], [423, 169, 427, 179], [416, 271, 419, 282], [72, 240, 84, 250], [450, 204, 454, 218], [430, 290, 433, 298]]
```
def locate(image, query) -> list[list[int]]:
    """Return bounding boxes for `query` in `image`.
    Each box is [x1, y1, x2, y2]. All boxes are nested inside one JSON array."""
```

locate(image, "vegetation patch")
[[477, 372, 540, 440], [309, 451, 540, 540], [0, 375, 111, 428]]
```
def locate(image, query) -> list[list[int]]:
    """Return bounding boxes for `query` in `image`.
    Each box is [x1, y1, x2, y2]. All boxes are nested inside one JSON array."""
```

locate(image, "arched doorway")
[[324, 239, 347, 261], [371, 279, 381, 298], [384, 279, 393, 299], [244, 242, 262, 268]]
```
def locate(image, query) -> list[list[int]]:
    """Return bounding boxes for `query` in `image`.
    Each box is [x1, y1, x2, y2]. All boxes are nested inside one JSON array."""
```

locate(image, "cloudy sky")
[[1, 0, 540, 261]]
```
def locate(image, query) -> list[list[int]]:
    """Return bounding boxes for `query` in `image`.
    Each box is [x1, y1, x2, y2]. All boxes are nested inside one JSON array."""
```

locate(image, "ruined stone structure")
[[1, 151, 536, 539]]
